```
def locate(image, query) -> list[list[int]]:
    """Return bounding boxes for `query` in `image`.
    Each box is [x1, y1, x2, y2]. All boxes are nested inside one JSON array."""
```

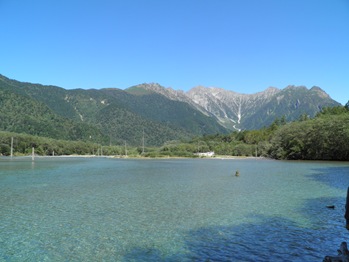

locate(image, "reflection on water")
[[0, 157, 348, 261]]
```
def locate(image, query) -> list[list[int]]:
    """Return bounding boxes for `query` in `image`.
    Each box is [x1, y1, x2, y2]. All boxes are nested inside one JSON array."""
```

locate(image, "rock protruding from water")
[[323, 242, 349, 262]]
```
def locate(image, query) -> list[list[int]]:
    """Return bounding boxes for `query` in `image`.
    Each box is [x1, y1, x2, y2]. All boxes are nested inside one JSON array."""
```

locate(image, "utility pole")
[[125, 141, 128, 157], [10, 137, 13, 158], [142, 129, 145, 154]]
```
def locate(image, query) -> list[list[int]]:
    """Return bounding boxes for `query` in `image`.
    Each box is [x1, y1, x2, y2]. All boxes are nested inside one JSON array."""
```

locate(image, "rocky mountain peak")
[[310, 86, 330, 98], [285, 85, 307, 91], [264, 86, 280, 94]]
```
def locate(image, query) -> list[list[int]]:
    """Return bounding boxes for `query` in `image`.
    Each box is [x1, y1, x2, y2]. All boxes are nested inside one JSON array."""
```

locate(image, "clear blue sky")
[[1, 0, 348, 104]]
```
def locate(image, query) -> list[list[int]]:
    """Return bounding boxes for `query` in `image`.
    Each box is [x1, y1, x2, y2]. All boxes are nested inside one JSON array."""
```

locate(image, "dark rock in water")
[[323, 242, 349, 261], [326, 205, 335, 209]]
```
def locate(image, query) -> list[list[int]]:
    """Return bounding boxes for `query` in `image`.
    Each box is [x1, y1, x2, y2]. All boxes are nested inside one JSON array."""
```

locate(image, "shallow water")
[[0, 157, 349, 261]]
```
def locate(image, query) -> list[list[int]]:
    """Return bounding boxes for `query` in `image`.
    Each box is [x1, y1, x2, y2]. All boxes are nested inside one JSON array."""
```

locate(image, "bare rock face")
[[186, 86, 281, 130], [139, 83, 340, 131]]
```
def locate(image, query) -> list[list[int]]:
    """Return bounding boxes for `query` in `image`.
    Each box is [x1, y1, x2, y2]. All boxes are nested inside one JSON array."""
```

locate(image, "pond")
[[0, 157, 349, 261]]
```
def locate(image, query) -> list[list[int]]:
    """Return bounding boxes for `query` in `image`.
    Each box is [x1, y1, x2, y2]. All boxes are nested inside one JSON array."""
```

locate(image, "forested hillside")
[[0, 74, 227, 146], [241, 86, 340, 130], [0, 88, 105, 142], [269, 105, 349, 160]]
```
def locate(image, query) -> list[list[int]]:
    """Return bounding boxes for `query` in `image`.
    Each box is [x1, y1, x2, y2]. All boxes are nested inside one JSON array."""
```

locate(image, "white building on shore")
[[195, 151, 215, 157]]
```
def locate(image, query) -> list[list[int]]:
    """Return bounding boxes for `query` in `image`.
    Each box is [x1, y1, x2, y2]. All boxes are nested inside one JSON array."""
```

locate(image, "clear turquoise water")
[[1, 157, 349, 261]]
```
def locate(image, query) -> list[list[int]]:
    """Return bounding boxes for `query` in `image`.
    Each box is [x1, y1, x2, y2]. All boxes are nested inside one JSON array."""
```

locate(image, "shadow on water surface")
[[308, 165, 349, 190], [122, 165, 349, 261], [123, 212, 346, 262]]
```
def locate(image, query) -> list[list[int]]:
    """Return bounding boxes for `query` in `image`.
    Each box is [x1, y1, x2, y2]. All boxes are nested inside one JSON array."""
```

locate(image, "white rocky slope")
[[134, 83, 339, 131], [186, 86, 281, 130]]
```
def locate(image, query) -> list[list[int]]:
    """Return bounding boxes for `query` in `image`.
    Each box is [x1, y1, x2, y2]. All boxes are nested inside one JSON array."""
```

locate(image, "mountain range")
[[0, 74, 341, 146]]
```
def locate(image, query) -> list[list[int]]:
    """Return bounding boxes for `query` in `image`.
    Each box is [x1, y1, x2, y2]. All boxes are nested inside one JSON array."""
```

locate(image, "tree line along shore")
[[1, 104, 349, 161]]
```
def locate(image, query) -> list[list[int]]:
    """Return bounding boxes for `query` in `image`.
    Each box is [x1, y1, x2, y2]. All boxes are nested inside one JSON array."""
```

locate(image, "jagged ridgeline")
[[0, 74, 340, 146], [125, 83, 340, 131], [185, 85, 341, 130]]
